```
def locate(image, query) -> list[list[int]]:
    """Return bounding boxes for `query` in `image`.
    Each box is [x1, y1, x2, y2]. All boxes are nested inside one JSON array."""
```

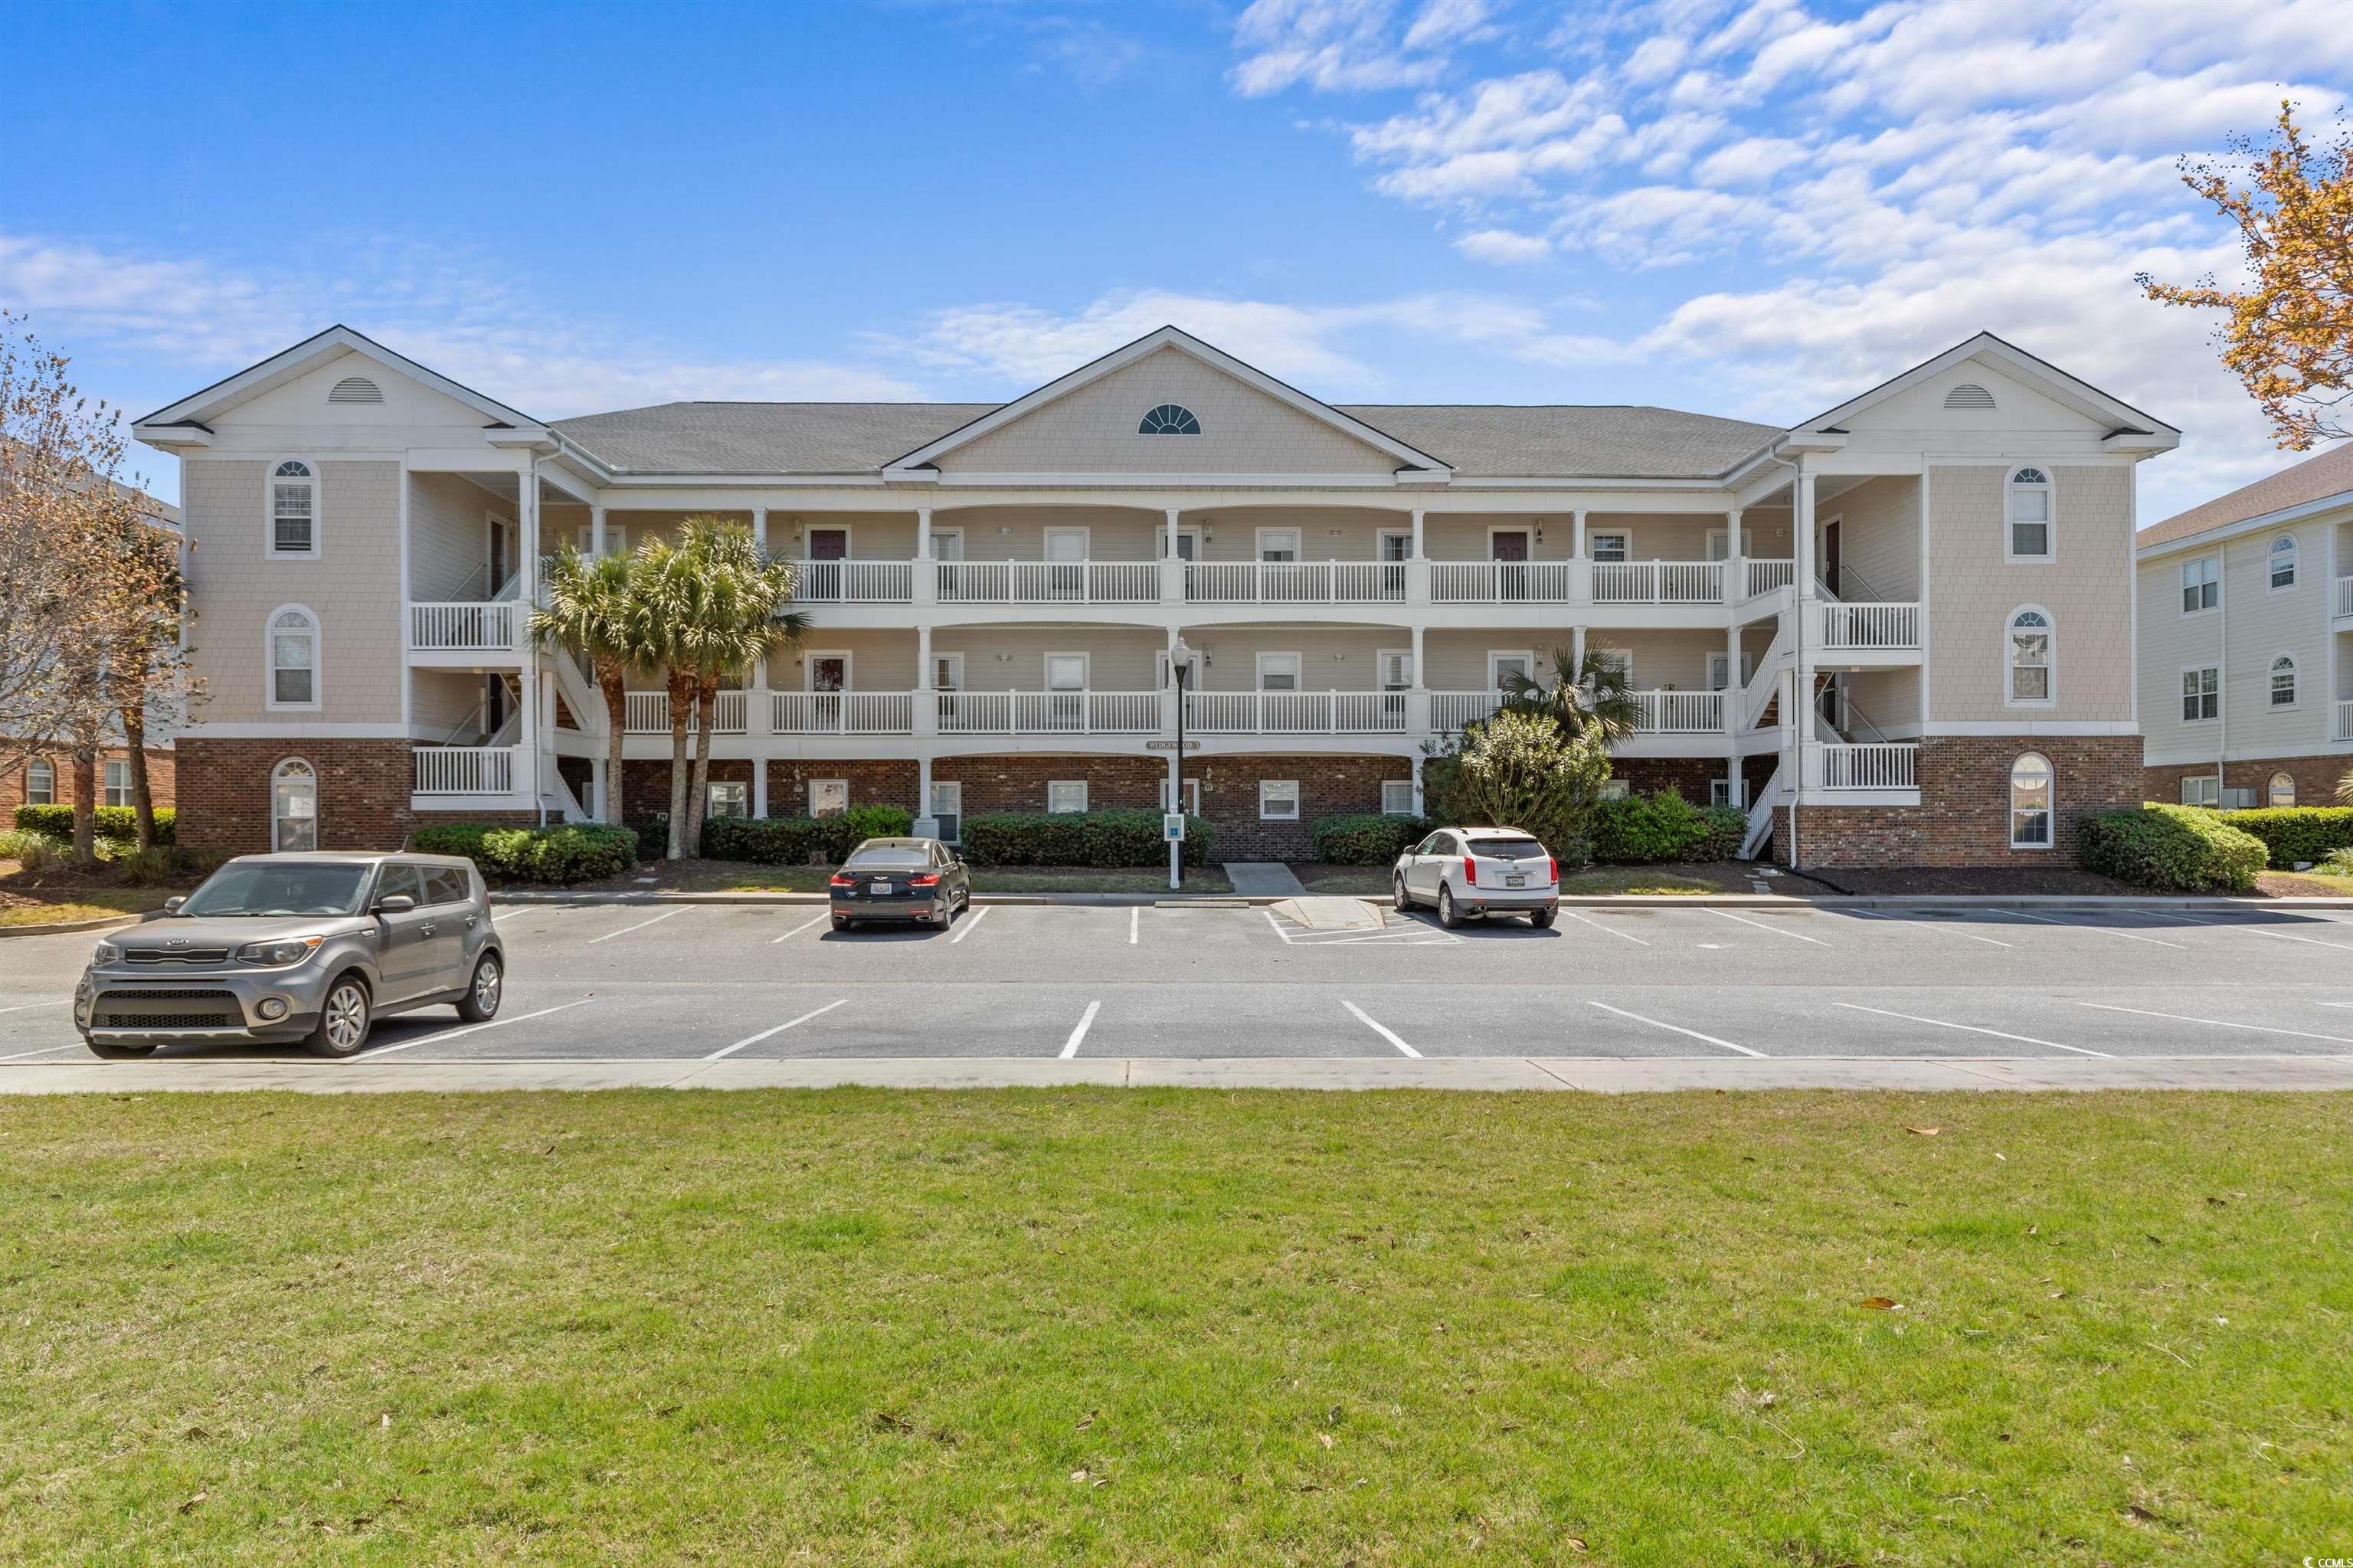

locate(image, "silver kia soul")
[[74, 852, 504, 1060]]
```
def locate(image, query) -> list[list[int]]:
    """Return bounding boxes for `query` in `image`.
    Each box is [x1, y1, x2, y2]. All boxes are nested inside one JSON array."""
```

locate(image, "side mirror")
[[375, 894, 417, 914], [163, 896, 185, 914]]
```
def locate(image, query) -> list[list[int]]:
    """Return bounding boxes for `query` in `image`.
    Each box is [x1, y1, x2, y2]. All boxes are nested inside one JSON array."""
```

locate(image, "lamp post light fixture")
[[1168, 637, 1195, 892]]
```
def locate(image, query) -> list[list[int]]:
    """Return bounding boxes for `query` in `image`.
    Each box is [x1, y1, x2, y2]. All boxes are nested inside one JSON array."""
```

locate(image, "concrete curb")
[[486, 889, 2353, 912], [5, 1054, 2351, 1095], [0, 910, 162, 940]]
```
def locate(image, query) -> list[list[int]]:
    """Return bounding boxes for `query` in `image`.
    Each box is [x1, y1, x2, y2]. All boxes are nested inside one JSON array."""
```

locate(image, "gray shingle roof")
[[2139, 440, 2353, 549], [549, 399, 1785, 480]]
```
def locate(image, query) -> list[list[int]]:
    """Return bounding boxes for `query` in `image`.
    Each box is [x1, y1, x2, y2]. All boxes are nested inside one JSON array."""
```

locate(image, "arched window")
[[271, 758, 318, 852], [2005, 466, 2053, 560], [2006, 607, 2052, 704], [1137, 404, 1201, 435], [2270, 653, 2298, 708], [2010, 752, 2053, 849], [2269, 532, 2298, 590], [25, 758, 54, 805], [267, 605, 320, 710], [269, 459, 319, 556], [2269, 771, 2297, 808]]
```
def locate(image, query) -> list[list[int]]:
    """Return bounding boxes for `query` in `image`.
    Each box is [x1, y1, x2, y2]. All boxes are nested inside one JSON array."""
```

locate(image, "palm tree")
[[1498, 646, 1642, 748], [529, 545, 640, 825]]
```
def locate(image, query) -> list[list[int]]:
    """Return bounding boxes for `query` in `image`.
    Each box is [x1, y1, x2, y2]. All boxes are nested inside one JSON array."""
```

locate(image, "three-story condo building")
[[133, 325, 2175, 867]]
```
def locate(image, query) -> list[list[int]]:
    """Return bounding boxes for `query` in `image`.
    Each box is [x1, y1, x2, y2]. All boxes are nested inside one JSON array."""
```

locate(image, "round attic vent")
[[1942, 382, 1996, 410], [328, 375, 385, 404]]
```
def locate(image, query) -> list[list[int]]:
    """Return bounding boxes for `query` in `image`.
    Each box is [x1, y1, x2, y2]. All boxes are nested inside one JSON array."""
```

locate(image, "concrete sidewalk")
[[5, 1055, 2350, 1095]]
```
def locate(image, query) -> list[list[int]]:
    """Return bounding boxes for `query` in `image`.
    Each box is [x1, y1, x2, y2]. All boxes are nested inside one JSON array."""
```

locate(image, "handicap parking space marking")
[[1834, 1001, 2109, 1057], [2134, 909, 2353, 952], [2078, 1000, 2353, 1048], [1709, 908, 1834, 947], [707, 997, 849, 1061], [1268, 908, 1461, 947], [1842, 908, 2014, 948], [1999, 909, 2187, 948], [1585, 1000, 1767, 1057], [947, 905, 992, 944], [586, 908, 685, 945], [357, 997, 598, 1058], [1340, 1000, 1422, 1058], [1560, 909, 1647, 944], [769, 913, 831, 944]]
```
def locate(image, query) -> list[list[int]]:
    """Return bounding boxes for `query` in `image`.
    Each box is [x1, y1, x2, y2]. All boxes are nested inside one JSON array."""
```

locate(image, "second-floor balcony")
[[2335, 574, 2353, 624], [411, 600, 522, 653]]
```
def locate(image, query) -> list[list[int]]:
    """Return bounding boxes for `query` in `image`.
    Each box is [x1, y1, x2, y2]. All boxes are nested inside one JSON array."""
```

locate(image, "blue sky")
[[5, 0, 2348, 522]]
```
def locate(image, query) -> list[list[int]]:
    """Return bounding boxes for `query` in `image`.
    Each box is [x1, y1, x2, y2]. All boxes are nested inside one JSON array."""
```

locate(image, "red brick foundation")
[[1777, 735, 2142, 869], [2142, 755, 2348, 810], [2, 746, 176, 813], [1614, 756, 1736, 802], [175, 738, 417, 853]]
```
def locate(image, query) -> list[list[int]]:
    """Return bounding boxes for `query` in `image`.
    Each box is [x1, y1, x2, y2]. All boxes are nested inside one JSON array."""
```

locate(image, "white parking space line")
[[1261, 908, 1295, 946], [358, 997, 597, 1057], [2135, 910, 2353, 951], [707, 997, 849, 1061], [587, 908, 683, 944], [1710, 909, 1833, 947], [1562, 909, 1647, 945], [1586, 1000, 1766, 1058], [0, 1042, 83, 1062], [1341, 1000, 1421, 1058], [769, 913, 830, 944], [2078, 1001, 2353, 1047], [1834, 1001, 2110, 1057], [1847, 909, 2014, 948], [2002, 909, 2186, 948], [1059, 1000, 1101, 1059], [948, 905, 992, 944], [0, 1000, 70, 1015], [1129, 907, 1139, 945]]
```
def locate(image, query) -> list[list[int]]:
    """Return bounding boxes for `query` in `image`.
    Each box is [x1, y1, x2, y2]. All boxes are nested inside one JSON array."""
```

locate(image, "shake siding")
[[408, 471, 508, 601], [936, 348, 1398, 474], [184, 458, 403, 726], [1927, 464, 2131, 723], [1826, 476, 1919, 600]]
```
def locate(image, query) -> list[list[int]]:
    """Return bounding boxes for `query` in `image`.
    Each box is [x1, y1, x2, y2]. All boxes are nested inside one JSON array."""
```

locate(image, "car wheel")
[[455, 953, 502, 1022], [1393, 874, 1413, 912], [831, 915, 855, 932], [83, 1039, 158, 1061], [1437, 885, 1461, 928], [1529, 909, 1556, 929], [303, 975, 373, 1059]]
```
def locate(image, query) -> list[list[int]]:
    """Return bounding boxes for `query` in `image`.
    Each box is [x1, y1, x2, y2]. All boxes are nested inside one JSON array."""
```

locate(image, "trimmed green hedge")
[[14, 804, 175, 845], [964, 809, 1211, 869], [2079, 804, 2266, 892], [1309, 813, 1433, 865], [698, 804, 915, 864], [408, 823, 639, 885], [1590, 792, 1746, 864], [2214, 807, 2353, 869]]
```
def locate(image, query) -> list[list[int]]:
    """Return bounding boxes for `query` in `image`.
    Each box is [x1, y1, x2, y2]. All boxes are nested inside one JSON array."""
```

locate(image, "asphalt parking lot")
[[5, 898, 2353, 1066]]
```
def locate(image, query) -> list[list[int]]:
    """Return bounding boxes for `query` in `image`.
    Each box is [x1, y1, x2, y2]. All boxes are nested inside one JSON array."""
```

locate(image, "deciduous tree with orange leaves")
[[2139, 101, 2353, 450]]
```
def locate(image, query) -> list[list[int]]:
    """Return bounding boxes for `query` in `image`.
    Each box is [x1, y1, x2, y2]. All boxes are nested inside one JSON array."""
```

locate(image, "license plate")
[[869, 881, 892, 895], [1505, 873, 1526, 887]]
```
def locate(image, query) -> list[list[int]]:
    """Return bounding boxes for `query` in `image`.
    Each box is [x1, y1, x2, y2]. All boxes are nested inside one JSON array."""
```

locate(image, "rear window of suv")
[[424, 867, 473, 905], [1469, 837, 1545, 859]]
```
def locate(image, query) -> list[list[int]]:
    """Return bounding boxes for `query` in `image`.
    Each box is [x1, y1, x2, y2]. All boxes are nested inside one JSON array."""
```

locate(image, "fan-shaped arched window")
[[2269, 532, 2298, 590], [2006, 466, 2053, 560], [1137, 404, 1201, 435], [2007, 607, 2052, 704], [271, 758, 318, 852], [2010, 752, 2053, 849], [269, 459, 319, 556], [2270, 653, 2298, 708], [2269, 771, 2296, 808], [267, 605, 320, 710]]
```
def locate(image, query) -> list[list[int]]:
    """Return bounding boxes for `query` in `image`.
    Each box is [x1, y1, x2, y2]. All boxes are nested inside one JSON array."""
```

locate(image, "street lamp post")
[[1168, 636, 1193, 892]]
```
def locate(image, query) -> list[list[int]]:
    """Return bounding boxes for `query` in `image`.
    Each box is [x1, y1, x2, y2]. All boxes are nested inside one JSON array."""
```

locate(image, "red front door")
[[1491, 531, 1530, 562]]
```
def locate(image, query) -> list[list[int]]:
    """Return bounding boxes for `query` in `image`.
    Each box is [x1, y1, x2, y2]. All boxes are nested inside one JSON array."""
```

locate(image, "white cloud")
[[1454, 228, 1556, 264]]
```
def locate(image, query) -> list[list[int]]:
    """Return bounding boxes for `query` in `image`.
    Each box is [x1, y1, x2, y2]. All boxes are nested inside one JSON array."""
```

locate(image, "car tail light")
[[829, 873, 856, 887], [1463, 856, 1474, 887], [908, 872, 940, 886], [1547, 856, 1558, 884]]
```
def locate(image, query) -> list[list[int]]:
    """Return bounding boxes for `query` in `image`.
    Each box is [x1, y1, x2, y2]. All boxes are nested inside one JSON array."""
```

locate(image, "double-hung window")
[[268, 607, 321, 710], [2007, 609, 2052, 704], [269, 460, 318, 557], [2006, 467, 2053, 560], [2181, 666, 2219, 723], [2269, 534, 2297, 590], [103, 759, 131, 808], [2180, 774, 2220, 808], [2270, 655, 2298, 708], [1047, 780, 1088, 814], [2009, 753, 2053, 849], [2181, 555, 2219, 614], [1259, 780, 1300, 820]]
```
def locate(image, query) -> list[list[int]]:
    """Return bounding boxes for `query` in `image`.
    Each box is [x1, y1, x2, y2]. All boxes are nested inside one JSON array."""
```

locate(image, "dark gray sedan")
[[828, 838, 971, 930]]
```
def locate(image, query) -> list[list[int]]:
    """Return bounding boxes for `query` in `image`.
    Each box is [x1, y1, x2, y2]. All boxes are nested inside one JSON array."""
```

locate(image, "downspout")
[[2214, 545, 2227, 801]]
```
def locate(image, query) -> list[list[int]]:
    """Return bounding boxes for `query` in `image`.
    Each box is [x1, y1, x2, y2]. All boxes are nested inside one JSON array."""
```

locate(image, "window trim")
[[928, 780, 963, 843], [925, 524, 964, 561], [264, 457, 322, 560], [1044, 650, 1091, 691], [2008, 751, 2054, 851], [2180, 773, 2221, 808], [929, 652, 964, 692], [807, 777, 850, 818], [1377, 528, 1414, 562], [803, 649, 853, 693], [1255, 650, 1302, 692], [1254, 526, 1302, 563], [2180, 554, 2220, 617], [1380, 778, 1415, 815], [2269, 651, 2299, 709], [2267, 532, 2298, 593], [2002, 464, 2056, 564], [2268, 771, 2297, 808], [264, 604, 323, 712], [1599, 778, 1631, 801], [1487, 649, 1539, 691], [103, 758, 132, 809], [1704, 525, 1756, 561], [2179, 663, 2220, 725], [1377, 647, 1413, 692], [1137, 403, 1201, 436], [1046, 779, 1089, 814], [704, 779, 750, 820], [1587, 529, 1631, 564], [270, 756, 318, 853], [25, 758, 54, 805], [1160, 776, 1202, 815], [2003, 604, 2056, 709], [802, 522, 853, 559], [1258, 778, 1301, 820]]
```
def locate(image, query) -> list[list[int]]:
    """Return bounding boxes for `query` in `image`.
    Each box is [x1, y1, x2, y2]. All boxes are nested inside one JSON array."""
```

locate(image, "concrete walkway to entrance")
[[6, 1055, 2350, 1095], [1223, 862, 1307, 896]]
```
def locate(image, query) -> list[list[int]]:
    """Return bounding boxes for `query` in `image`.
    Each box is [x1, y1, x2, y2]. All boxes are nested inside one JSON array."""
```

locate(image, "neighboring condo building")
[[131, 325, 2175, 868], [2136, 444, 2353, 808]]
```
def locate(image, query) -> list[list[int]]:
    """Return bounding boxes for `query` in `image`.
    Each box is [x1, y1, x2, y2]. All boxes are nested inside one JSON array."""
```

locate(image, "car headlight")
[[91, 941, 122, 965], [234, 935, 326, 967]]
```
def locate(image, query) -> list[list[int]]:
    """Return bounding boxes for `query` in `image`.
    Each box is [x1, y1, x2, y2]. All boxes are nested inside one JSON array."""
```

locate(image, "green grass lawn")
[[2, 1090, 2345, 1565]]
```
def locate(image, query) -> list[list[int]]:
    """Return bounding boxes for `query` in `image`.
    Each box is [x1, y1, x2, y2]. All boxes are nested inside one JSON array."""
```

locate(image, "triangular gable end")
[[1792, 332, 2180, 453], [885, 326, 1451, 480]]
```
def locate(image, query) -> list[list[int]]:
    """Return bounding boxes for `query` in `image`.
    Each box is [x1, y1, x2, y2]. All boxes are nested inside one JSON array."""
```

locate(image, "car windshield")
[[1470, 837, 1546, 859], [843, 849, 931, 871], [179, 862, 371, 918]]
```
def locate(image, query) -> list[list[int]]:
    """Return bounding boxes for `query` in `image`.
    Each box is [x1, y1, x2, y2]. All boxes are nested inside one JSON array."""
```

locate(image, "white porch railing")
[[1184, 691, 1409, 734], [1592, 560, 1726, 604], [2335, 574, 2353, 620], [792, 559, 914, 603], [1631, 689, 1726, 734], [1818, 602, 1922, 651], [1430, 690, 1505, 732], [1429, 561, 1576, 602], [2335, 699, 2353, 743], [773, 691, 915, 735], [410, 601, 519, 653], [623, 690, 747, 735], [1744, 559, 1795, 598], [1816, 742, 1917, 790], [931, 690, 1163, 735], [414, 745, 517, 795], [1184, 561, 1396, 604], [933, 561, 1163, 603]]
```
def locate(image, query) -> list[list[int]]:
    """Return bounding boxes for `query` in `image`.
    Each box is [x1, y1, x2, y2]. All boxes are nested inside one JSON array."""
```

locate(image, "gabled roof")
[[2139, 440, 2353, 551], [1792, 331, 2180, 448], [132, 323, 547, 436], [881, 325, 1453, 476]]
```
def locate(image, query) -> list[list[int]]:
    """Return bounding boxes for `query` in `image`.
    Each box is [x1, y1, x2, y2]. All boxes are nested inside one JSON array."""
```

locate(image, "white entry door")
[[1046, 653, 1088, 729], [1045, 527, 1088, 598]]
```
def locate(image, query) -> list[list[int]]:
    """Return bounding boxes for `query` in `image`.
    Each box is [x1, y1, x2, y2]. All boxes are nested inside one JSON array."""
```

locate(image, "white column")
[[918, 754, 933, 827], [590, 503, 607, 558], [918, 624, 932, 690], [1726, 620, 1740, 735], [591, 757, 607, 821], [915, 506, 932, 557], [1793, 465, 1817, 748], [1724, 506, 1744, 602], [1410, 507, 1425, 558], [1166, 506, 1180, 560], [1572, 625, 1586, 676], [751, 506, 768, 558], [752, 759, 768, 818], [1572, 507, 1588, 559], [1411, 749, 1425, 815]]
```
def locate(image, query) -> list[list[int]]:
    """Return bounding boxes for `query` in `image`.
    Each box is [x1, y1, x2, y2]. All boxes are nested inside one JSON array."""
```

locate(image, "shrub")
[[699, 815, 831, 866], [0, 829, 67, 873], [1694, 804, 1747, 862], [1588, 792, 1751, 864], [2079, 804, 2266, 892], [963, 809, 1211, 869], [2214, 806, 2353, 868], [116, 846, 225, 887], [1309, 813, 1432, 865], [831, 804, 915, 857], [1448, 712, 1612, 859], [410, 822, 638, 885], [14, 804, 175, 845]]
